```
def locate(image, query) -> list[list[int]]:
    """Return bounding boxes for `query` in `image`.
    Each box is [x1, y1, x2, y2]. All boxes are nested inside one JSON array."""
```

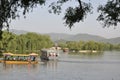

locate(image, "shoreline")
[[79, 50, 98, 53]]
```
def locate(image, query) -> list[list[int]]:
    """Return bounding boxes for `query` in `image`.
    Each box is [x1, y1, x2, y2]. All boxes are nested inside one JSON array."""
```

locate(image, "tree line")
[[0, 31, 53, 55], [58, 41, 120, 52], [0, 31, 120, 56]]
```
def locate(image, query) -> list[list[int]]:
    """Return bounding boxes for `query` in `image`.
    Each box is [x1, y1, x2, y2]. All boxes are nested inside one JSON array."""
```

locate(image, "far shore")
[[70, 50, 100, 53], [79, 50, 98, 53]]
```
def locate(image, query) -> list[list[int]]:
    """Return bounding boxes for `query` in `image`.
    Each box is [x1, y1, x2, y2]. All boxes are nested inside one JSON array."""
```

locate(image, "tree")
[[1, 31, 14, 52], [0, 0, 120, 38], [0, 31, 53, 54], [97, 0, 120, 27], [7, 33, 17, 53], [16, 34, 27, 53], [0, 0, 45, 39]]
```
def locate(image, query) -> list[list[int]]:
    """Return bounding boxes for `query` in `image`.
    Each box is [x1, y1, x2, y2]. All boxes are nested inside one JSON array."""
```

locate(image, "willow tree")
[[16, 34, 27, 54], [0, 0, 120, 38], [7, 33, 17, 53], [1, 31, 14, 52]]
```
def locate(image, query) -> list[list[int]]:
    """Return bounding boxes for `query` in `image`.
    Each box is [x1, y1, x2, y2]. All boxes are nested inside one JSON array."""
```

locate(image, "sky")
[[10, 0, 120, 39]]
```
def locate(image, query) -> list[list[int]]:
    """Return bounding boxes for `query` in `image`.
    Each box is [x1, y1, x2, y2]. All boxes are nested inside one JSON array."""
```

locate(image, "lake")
[[0, 51, 120, 80]]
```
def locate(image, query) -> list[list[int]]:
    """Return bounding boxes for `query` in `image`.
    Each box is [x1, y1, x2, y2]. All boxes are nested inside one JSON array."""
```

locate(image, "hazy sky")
[[10, 0, 120, 39]]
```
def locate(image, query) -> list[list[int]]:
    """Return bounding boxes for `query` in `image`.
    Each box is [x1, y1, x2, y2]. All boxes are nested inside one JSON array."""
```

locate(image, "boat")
[[0, 52, 39, 64], [40, 49, 59, 61]]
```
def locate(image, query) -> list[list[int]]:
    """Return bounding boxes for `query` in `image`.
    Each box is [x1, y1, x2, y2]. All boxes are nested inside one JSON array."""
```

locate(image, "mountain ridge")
[[9, 29, 120, 44]]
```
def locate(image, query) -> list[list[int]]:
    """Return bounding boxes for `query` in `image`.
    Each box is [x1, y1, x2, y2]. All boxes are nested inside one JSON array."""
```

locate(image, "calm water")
[[0, 51, 120, 80]]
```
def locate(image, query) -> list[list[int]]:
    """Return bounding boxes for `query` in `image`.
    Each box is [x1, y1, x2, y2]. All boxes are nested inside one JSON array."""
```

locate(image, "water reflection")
[[69, 51, 104, 57], [42, 60, 58, 71], [59, 59, 120, 64], [59, 51, 120, 64], [0, 51, 120, 80], [1, 60, 58, 71], [60, 51, 104, 61], [2, 63, 38, 71]]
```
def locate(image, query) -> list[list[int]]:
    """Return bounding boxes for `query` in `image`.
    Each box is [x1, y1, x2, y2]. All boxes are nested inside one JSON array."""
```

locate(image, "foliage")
[[0, 0, 45, 30], [58, 40, 120, 52], [97, 0, 120, 27], [63, 1, 92, 28], [0, 0, 120, 30], [0, 0, 120, 40], [0, 31, 53, 54]]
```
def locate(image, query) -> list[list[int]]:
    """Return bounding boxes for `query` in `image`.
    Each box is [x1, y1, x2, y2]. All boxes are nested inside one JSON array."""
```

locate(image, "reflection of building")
[[46, 61, 58, 70]]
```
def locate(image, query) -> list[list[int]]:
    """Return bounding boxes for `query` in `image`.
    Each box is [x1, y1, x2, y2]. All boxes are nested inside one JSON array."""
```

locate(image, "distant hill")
[[10, 29, 28, 35], [46, 33, 73, 41], [102, 37, 120, 44], [65, 33, 105, 41], [48, 33, 106, 42], [9, 29, 120, 44]]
